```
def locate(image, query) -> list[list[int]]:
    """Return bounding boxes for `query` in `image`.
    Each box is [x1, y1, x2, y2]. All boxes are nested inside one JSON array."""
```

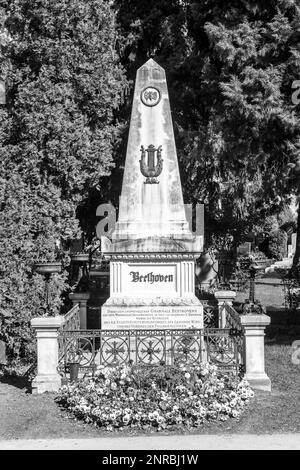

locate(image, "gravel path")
[[1, 434, 300, 450]]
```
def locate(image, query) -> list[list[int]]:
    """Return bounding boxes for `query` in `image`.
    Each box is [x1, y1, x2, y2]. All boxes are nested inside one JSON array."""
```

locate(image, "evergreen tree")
[[116, 0, 300, 252], [0, 0, 127, 362]]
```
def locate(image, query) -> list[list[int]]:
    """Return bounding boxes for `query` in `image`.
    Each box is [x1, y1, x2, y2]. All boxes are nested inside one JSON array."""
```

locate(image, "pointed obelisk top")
[[138, 58, 164, 71], [107, 59, 202, 253]]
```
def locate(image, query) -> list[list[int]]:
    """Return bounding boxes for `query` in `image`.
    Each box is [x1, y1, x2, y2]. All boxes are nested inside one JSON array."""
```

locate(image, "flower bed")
[[56, 363, 254, 431]]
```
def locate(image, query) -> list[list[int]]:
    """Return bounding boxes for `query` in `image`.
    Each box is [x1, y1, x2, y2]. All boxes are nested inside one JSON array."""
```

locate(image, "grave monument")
[[101, 59, 203, 330]]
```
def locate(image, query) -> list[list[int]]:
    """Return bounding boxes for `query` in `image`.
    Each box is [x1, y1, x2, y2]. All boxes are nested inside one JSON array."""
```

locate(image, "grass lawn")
[[1, 278, 299, 439], [1, 340, 299, 439], [235, 277, 286, 310]]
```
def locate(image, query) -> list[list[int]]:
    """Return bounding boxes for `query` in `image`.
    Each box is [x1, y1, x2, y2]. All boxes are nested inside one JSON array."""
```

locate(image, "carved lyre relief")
[[139, 144, 163, 184]]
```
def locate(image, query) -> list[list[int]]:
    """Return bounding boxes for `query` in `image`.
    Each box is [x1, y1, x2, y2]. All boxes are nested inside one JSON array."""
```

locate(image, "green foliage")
[[268, 229, 288, 260], [0, 0, 127, 362], [284, 267, 300, 308], [278, 205, 297, 231], [116, 0, 300, 249], [1, 0, 300, 361]]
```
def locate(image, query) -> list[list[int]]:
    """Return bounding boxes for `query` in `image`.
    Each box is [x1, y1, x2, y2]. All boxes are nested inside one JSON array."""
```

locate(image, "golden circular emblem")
[[140, 87, 161, 107]]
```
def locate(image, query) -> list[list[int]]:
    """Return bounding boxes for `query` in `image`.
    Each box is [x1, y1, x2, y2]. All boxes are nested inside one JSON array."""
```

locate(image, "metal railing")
[[61, 304, 80, 331], [203, 301, 218, 328], [223, 304, 244, 365], [58, 327, 244, 376], [224, 303, 243, 332], [58, 304, 80, 363]]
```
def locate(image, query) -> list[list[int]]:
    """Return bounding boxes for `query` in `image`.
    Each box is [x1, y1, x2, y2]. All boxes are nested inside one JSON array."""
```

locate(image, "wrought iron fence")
[[58, 327, 244, 377], [61, 304, 80, 331], [58, 305, 80, 358], [203, 301, 218, 328], [224, 303, 243, 332], [223, 304, 244, 364]]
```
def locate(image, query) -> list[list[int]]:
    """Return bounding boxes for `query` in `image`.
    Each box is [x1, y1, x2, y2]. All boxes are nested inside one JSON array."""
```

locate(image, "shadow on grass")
[[0, 373, 32, 393], [234, 302, 300, 345], [265, 308, 300, 345]]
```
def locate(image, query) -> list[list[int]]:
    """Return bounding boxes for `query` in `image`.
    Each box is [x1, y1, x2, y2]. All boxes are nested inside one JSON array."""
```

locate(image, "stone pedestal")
[[100, 59, 203, 331], [102, 253, 203, 329], [31, 316, 63, 394], [215, 290, 237, 328], [240, 314, 271, 392], [102, 305, 202, 330], [0, 340, 7, 365], [69, 292, 90, 329]]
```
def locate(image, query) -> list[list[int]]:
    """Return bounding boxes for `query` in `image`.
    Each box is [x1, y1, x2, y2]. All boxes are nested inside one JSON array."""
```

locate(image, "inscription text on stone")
[[130, 271, 173, 283]]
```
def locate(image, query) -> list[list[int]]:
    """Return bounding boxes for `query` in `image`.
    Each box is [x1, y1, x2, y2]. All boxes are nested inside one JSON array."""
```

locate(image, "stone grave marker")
[[292, 233, 297, 256], [101, 59, 203, 330], [0, 340, 7, 365], [0, 80, 5, 105], [237, 242, 252, 256]]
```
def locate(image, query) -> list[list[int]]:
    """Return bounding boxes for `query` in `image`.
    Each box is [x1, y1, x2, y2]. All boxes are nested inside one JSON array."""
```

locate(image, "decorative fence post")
[[31, 316, 63, 394], [214, 290, 237, 328], [240, 314, 271, 391], [69, 292, 90, 329]]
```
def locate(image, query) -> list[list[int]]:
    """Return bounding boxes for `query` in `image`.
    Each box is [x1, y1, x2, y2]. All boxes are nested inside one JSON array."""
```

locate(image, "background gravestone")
[[0, 340, 7, 365], [237, 242, 252, 256], [292, 233, 297, 255], [0, 80, 5, 105]]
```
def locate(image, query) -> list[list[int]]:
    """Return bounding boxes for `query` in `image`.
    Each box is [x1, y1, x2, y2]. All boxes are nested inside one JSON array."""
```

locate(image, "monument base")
[[243, 373, 271, 392], [31, 374, 62, 394], [101, 253, 203, 330], [101, 303, 203, 330]]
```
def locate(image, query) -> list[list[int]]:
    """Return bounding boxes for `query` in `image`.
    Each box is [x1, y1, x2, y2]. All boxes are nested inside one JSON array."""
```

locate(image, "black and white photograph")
[[0, 0, 299, 453]]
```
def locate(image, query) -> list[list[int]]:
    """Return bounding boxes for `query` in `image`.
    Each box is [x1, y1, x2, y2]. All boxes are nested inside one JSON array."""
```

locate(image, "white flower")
[[111, 382, 117, 391]]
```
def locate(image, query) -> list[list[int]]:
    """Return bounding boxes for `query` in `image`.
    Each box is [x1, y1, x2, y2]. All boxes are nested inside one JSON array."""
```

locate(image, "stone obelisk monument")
[[101, 59, 203, 329]]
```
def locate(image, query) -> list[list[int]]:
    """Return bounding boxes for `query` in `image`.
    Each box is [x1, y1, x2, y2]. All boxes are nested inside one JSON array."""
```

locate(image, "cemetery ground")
[[1, 277, 300, 440]]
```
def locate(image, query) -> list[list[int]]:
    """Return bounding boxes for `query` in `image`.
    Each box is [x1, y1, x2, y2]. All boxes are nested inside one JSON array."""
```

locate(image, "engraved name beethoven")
[[130, 271, 173, 283]]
